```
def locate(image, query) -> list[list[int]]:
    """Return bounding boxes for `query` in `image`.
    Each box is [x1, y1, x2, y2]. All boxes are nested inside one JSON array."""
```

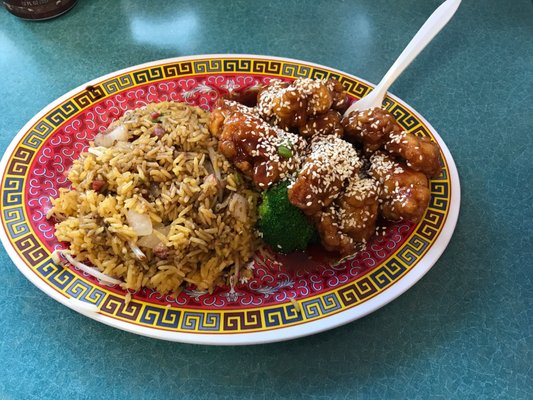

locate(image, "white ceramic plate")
[[0, 55, 460, 344]]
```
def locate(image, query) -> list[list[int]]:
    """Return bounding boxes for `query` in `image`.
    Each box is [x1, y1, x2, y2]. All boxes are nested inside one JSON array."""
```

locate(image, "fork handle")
[[372, 0, 462, 102]]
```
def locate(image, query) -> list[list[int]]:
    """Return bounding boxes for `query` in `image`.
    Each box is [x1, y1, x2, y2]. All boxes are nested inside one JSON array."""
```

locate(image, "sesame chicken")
[[313, 177, 380, 255], [299, 110, 344, 138], [325, 78, 350, 113], [212, 100, 305, 189], [369, 152, 430, 223], [257, 78, 335, 131], [208, 98, 258, 138], [293, 78, 333, 115], [257, 80, 308, 130], [342, 107, 397, 152], [342, 107, 442, 177], [288, 135, 362, 215], [385, 130, 441, 177], [211, 78, 440, 256]]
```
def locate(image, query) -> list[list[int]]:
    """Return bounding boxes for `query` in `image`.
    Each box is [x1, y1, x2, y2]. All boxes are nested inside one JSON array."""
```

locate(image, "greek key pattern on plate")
[[0, 57, 451, 333]]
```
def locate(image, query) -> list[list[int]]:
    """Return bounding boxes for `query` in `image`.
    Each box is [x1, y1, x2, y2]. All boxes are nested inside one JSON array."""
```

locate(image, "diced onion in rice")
[[203, 174, 218, 187], [137, 226, 171, 249], [114, 141, 133, 150], [204, 160, 215, 176], [137, 233, 161, 249], [229, 193, 248, 222], [51, 249, 61, 264], [87, 147, 106, 157], [128, 242, 147, 261], [94, 124, 128, 147], [215, 195, 232, 212], [126, 210, 152, 236], [208, 146, 221, 181], [62, 252, 122, 285]]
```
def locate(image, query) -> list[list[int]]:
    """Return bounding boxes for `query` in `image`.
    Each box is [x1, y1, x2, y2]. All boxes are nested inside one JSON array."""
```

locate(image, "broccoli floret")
[[257, 181, 318, 253]]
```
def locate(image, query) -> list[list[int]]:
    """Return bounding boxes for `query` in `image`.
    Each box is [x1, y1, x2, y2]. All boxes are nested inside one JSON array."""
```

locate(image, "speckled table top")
[[0, 0, 531, 399]]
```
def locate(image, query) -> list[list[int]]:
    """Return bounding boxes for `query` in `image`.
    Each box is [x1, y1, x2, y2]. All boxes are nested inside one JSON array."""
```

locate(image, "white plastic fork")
[[344, 0, 461, 116]]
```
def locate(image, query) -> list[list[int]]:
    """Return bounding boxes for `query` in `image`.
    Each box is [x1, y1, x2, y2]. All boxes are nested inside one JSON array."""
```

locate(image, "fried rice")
[[48, 102, 259, 295]]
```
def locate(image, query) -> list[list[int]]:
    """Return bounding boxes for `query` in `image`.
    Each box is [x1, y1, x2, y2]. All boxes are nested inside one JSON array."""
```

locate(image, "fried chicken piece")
[[313, 211, 353, 255], [293, 78, 333, 116], [342, 107, 396, 152], [326, 79, 350, 113], [384, 130, 441, 177], [337, 178, 380, 243], [217, 110, 305, 189], [289, 163, 342, 216], [314, 177, 380, 255], [288, 135, 362, 216], [223, 84, 261, 107], [299, 110, 344, 138], [342, 107, 441, 177], [208, 98, 257, 138], [257, 78, 334, 130], [369, 152, 430, 223], [256, 80, 308, 130]]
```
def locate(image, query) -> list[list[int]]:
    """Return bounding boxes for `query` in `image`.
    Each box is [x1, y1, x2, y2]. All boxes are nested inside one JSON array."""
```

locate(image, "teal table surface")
[[0, 0, 531, 399]]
